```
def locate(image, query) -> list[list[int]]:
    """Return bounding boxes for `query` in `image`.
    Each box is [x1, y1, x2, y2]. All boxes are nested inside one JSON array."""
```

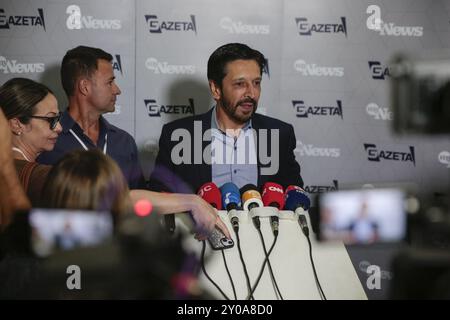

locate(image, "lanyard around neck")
[[69, 129, 108, 154]]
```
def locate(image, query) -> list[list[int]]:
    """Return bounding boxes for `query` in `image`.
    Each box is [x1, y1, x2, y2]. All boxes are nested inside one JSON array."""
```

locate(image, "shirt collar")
[[61, 109, 116, 134], [211, 106, 253, 134]]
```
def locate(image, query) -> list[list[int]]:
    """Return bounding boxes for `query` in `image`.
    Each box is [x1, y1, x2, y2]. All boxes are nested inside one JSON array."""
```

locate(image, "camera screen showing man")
[[318, 188, 407, 244], [347, 199, 379, 244]]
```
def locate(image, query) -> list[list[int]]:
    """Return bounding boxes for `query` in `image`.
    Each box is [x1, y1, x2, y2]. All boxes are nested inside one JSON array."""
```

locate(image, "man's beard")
[[220, 96, 258, 124]]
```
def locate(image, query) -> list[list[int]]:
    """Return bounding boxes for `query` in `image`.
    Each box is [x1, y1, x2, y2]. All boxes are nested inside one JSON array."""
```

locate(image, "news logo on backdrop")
[[0, 8, 45, 30], [369, 61, 390, 80], [304, 180, 339, 194], [0, 56, 45, 74], [295, 17, 347, 37], [145, 57, 196, 75], [144, 98, 195, 117], [66, 5, 121, 30], [219, 17, 270, 35], [366, 103, 392, 121], [364, 144, 416, 166], [294, 59, 344, 77], [292, 100, 343, 119], [366, 5, 423, 37], [295, 140, 341, 158], [144, 14, 197, 34]]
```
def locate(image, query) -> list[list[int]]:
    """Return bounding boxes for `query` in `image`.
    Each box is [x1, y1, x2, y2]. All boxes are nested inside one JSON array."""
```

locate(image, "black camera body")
[[390, 56, 450, 135]]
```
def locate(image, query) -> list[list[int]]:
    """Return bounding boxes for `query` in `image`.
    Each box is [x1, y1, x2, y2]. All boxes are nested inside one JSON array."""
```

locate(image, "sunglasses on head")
[[29, 112, 62, 130]]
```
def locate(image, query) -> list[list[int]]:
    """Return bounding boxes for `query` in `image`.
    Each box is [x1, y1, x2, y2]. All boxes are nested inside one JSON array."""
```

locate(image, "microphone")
[[262, 182, 285, 236], [219, 182, 241, 232], [240, 184, 263, 229], [285, 185, 307, 194], [285, 186, 311, 211], [197, 182, 222, 210], [240, 184, 264, 210], [262, 182, 285, 208], [284, 186, 311, 236]]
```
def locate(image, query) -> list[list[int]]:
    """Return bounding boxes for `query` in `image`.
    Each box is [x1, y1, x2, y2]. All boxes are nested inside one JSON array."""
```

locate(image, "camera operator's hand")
[[188, 195, 231, 241]]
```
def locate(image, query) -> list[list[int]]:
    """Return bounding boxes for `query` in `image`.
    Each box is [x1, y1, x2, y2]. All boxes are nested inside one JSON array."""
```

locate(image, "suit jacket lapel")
[[252, 114, 262, 187], [197, 109, 213, 186]]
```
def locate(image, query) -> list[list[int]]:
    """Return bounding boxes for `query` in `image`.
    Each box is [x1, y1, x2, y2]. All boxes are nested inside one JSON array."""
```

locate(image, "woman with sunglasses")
[[0, 78, 230, 239], [0, 78, 62, 206]]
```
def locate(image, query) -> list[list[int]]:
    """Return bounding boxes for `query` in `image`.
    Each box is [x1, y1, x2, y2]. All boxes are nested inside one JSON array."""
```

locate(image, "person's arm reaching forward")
[[129, 190, 231, 240]]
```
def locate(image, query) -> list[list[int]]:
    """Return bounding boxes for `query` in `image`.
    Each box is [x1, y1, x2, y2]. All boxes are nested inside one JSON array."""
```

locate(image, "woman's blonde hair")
[[41, 149, 131, 222]]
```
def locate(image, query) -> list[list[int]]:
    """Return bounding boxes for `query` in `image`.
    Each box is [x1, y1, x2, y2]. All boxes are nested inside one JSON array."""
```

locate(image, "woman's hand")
[[188, 195, 231, 241]]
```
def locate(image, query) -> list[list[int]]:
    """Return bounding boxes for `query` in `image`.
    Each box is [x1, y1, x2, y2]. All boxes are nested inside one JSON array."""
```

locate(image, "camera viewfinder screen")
[[319, 189, 406, 244], [29, 209, 113, 257]]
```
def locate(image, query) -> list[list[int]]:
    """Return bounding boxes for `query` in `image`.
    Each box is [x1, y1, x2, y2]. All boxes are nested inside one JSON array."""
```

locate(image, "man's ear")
[[78, 78, 90, 96], [209, 80, 222, 101]]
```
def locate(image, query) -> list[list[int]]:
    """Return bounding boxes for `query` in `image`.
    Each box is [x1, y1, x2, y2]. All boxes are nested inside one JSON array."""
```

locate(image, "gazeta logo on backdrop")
[[369, 61, 390, 80], [144, 14, 197, 34], [262, 58, 270, 78], [0, 8, 46, 30], [366, 5, 423, 37], [0, 56, 45, 74], [145, 57, 195, 75], [294, 59, 344, 77], [292, 99, 343, 119], [366, 103, 393, 121], [66, 5, 122, 30], [295, 16, 347, 37], [112, 54, 123, 75], [364, 143, 416, 166], [219, 17, 270, 34], [144, 98, 195, 117], [304, 180, 339, 194]]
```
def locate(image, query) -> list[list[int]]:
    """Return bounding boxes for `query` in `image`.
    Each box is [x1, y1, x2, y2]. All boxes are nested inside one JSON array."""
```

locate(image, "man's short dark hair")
[[61, 45, 113, 97], [207, 43, 266, 87]]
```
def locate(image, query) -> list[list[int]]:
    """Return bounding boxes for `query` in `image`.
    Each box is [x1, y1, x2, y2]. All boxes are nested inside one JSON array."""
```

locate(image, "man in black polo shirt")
[[38, 46, 145, 189]]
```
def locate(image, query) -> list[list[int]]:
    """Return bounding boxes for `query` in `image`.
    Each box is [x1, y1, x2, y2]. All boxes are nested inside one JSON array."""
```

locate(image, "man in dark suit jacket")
[[148, 43, 303, 194]]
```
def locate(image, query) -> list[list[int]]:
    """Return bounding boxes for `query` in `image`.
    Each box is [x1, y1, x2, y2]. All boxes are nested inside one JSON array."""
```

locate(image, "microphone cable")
[[257, 228, 284, 300], [234, 229, 255, 300], [298, 216, 327, 300], [246, 233, 281, 300], [221, 249, 237, 300], [305, 236, 327, 300], [200, 240, 230, 300]]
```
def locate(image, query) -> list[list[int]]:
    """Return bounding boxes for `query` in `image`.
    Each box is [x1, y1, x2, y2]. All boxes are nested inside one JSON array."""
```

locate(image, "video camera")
[[390, 55, 450, 135], [0, 208, 208, 299]]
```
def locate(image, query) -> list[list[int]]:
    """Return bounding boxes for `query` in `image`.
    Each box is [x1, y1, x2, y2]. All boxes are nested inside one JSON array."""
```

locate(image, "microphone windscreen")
[[239, 184, 259, 195], [220, 182, 241, 210], [240, 184, 263, 210], [286, 185, 306, 193], [262, 182, 285, 209], [197, 182, 222, 210], [285, 188, 311, 211]]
